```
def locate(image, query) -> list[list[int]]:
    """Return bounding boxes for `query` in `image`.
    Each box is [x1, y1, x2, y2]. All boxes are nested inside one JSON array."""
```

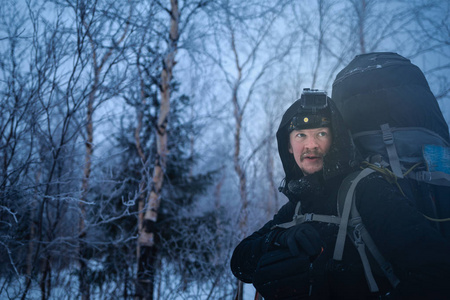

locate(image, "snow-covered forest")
[[0, 0, 449, 299]]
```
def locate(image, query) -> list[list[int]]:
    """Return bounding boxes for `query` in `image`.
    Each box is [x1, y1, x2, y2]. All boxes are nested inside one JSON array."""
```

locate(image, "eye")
[[296, 133, 306, 138], [318, 131, 328, 137]]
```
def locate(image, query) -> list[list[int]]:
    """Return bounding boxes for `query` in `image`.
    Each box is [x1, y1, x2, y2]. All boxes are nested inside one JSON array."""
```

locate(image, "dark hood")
[[276, 97, 360, 194]]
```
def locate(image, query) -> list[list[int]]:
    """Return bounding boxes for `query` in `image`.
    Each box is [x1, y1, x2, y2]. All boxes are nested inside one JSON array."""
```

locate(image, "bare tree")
[[0, 3, 37, 291], [5, 1, 134, 299], [404, 0, 450, 104], [133, 1, 179, 298], [207, 0, 292, 235], [71, 1, 132, 298], [203, 1, 295, 298], [131, 1, 211, 299], [0, 2, 80, 298]]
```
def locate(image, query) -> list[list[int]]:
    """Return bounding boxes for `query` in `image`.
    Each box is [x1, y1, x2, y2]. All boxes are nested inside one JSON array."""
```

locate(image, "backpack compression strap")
[[382, 125, 450, 187], [409, 170, 450, 187], [271, 201, 341, 230], [380, 123, 404, 178], [355, 126, 450, 187]]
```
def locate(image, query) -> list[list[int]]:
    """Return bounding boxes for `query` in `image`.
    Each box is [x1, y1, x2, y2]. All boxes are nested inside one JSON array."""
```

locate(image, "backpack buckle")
[[381, 124, 394, 145], [304, 213, 313, 222]]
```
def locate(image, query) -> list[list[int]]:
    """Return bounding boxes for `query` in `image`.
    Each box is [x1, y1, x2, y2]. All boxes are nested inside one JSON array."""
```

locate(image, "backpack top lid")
[[332, 52, 450, 143]]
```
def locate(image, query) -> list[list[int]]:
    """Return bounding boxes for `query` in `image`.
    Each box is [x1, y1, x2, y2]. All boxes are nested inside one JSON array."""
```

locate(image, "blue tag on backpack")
[[423, 145, 450, 174]]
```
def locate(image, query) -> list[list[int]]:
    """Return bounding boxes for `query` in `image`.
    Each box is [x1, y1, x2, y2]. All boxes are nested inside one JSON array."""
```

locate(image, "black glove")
[[274, 223, 323, 257], [253, 248, 311, 299]]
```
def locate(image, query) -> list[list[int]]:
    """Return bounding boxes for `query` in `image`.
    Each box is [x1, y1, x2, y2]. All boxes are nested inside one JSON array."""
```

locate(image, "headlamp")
[[288, 89, 330, 132], [289, 114, 330, 131], [299, 88, 328, 111]]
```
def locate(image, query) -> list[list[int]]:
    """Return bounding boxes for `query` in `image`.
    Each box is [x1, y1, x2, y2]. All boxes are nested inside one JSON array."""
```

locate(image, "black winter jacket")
[[230, 172, 450, 299]]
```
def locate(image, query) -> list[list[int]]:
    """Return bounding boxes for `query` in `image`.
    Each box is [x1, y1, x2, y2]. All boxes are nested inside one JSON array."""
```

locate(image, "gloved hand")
[[274, 223, 323, 257], [253, 248, 310, 299]]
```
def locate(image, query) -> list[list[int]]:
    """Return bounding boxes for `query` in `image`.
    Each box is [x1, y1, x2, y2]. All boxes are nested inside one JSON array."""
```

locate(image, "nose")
[[304, 136, 319, 150]]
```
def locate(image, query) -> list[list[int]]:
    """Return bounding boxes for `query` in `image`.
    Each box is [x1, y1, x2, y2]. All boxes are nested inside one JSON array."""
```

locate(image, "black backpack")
[[331, 52, 450, 238], [330, 52, 450, 291]]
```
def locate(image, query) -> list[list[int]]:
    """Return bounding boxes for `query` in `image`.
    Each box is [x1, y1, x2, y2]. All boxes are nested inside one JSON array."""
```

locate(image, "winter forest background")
[[0, 0, 449, 299]]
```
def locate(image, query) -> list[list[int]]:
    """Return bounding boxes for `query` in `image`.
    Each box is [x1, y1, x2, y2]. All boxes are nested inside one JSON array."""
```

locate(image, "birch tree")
[[74, 1, 132, 298], [133, 1, 211, 299], [134, 1, 179, 297]]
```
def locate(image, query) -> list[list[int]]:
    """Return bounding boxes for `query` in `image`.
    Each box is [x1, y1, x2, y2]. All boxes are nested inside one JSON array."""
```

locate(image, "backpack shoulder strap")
[[333, 168, 375, 260], [334, 167, 400, 292], [350, 215, 400, 289]]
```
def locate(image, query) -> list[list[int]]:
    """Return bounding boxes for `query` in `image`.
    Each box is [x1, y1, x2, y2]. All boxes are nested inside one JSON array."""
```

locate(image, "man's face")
[[288, 127, 332, 176]]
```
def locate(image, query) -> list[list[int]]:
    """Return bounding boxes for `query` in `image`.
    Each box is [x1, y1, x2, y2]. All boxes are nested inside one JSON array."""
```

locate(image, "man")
[[230, 90, 450, 299]]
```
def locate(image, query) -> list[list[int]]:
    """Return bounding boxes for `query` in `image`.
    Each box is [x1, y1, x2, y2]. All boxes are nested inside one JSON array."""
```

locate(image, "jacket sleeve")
[[230, 201, 295, 283], [355, 174, 450, 297]]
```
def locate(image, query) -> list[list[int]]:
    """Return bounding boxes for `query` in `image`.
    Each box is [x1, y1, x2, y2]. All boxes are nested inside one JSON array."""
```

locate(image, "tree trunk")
[[136, 1, 179, 299], [23, 159, 44, 299], [234, 115, 248, 234], [236, 280, 244, 300], [40, 257, 51, 300], [266, 142, 278, 219], [79, 77, 95, 300], [358, 0, 367, 54], [228, 20, 250, 237], [78, 5, 131, 297], [25, 180, 39, 295]]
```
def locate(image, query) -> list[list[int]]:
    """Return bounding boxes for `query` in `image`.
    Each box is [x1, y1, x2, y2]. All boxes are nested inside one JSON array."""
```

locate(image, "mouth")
[[301, 153, 323, 161]]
